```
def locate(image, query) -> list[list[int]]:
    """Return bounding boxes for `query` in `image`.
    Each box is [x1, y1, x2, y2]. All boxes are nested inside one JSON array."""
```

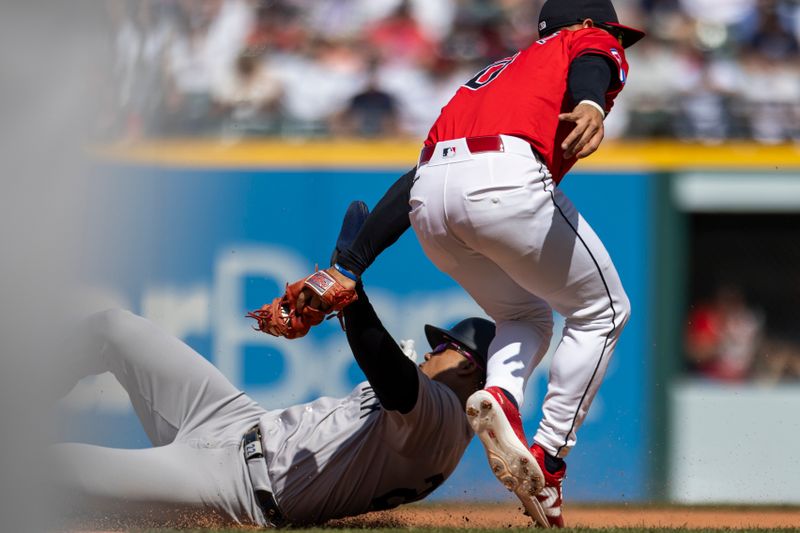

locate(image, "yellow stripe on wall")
[[94, 139, 800, 171]]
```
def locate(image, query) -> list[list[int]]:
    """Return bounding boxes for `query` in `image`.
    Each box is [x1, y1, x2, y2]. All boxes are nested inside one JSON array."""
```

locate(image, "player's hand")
[[296, 267, 356, 312], [558, 102, 605, 160]]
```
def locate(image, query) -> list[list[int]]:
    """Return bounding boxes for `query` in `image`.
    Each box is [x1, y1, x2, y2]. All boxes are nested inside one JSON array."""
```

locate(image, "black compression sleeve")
[[343, 284, 420, 414], [335, 167, 416, 276], [567, 54, 614, 109]]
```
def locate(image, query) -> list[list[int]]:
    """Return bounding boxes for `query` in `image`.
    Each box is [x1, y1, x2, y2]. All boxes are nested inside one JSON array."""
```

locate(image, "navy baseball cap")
[[425, 318, 495, 370], [538, 0, 645, 48]]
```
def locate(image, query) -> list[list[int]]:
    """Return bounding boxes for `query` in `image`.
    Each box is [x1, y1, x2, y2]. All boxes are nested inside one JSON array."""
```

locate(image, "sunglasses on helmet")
[[431, 342, 485, 370]]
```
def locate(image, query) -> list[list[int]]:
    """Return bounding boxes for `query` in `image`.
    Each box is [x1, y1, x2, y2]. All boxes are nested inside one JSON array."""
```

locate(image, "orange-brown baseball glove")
[[247, 270, 357, 339], [248, 200, 368, 339]]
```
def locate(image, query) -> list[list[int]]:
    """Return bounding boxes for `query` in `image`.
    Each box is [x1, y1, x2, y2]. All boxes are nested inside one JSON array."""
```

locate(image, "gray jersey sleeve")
[[258, 368, 472, 524]]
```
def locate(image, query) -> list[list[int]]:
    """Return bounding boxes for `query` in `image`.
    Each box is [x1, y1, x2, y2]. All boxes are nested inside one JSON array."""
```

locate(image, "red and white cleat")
[[531, 443, 567, 528], [466, 387, 548, 528]]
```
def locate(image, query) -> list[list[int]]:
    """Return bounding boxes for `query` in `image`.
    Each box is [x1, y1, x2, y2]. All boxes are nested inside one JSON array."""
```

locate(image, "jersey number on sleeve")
[[463, 53, 518, 91]]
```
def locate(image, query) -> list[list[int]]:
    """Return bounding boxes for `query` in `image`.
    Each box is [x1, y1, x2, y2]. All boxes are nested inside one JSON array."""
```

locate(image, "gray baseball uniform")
[[50, 307, 471, 528], [260, 377, 468, 523]]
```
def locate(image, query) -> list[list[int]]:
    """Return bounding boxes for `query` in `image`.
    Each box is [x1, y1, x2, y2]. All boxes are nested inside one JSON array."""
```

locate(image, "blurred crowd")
[[100, 0, 800, 143], [685, 285, 800, 383]]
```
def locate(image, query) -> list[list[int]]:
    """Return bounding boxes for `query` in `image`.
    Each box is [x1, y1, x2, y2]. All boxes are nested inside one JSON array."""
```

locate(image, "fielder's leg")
[[410, 230, 555, 527], [411, 142, 631, 527], [411, 157, 554, 526], [524, 185, 632, 458], [418, 150, 631, 457], [410, 152, 556, 407], [466, 175, 631, 527]]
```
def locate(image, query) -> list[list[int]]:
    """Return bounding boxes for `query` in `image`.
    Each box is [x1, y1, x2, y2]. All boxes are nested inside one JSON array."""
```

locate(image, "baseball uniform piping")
[[541, 173, 617, 457]]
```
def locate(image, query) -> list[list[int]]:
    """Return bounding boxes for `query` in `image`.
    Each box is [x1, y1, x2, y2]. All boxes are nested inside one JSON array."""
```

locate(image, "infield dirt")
[[67, 503, 800, 531], [328, 503, 800, 529]]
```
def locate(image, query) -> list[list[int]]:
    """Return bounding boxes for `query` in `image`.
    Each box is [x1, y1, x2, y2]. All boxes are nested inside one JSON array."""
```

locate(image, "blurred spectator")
[[350, 0, 457, 42], [443, 2, 518, 60], [273, 37, 365, 136], [756, 338, 800, 383], [622, 38, 685, 137], [305, 0, 371, 40], [333, 60, 400, 138], [678, 0, 755, 26], [162, 9, 217, 135], [379, 56, 472, 137], [685, 285, 763, 381], [162, 0, 252, 135], [675, 51, 739, 142], [640, 0, 681, 13], [213, 49, 283, 138], [246, 0, 308, 54], [96, 0, 800, 142], [738, 50, 800, 143], [366, 0, 437, 67], [106, 0, 172, 138], [748, 2, 799, 60]]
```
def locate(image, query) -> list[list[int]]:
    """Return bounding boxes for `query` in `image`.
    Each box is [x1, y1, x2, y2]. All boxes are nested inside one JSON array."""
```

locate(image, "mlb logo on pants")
[[442, 147, 457, 158]]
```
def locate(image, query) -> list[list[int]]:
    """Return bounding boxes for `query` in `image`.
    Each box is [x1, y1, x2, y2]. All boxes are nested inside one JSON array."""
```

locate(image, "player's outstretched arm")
[[334, 167, 416, 276], [249, 201, 367, 338], [342, 284, 420, 414], [297, 167, 417, 313]]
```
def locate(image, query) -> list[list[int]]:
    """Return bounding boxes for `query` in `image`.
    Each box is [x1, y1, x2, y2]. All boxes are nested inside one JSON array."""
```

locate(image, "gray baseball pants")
[[49, 309, 269, 527]]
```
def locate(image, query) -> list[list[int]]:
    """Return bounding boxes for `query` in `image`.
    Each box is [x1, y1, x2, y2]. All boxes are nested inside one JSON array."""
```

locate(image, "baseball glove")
[[246, 269, 357, 339], [247, 201, 369, 339]]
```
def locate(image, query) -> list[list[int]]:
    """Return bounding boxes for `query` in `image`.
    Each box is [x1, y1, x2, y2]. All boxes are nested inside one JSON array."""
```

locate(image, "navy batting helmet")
[[425, 318, 495, 370]]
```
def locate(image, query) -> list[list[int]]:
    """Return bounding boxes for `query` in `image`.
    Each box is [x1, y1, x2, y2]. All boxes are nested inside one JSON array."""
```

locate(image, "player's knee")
[[535, 314, 555, 344], [510, 305, 554, 333], [614, 290, 632, 333], [496, 311, 554, 352], [575, 288, 630, 334], [88, 308, 138, 346]]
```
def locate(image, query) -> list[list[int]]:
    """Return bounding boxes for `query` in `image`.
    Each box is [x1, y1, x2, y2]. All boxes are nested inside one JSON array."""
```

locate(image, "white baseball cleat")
[[466, 387, 548, 528]]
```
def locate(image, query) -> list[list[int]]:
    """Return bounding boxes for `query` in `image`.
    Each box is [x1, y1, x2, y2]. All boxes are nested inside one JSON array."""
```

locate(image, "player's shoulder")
[[568, 27, 626, 57], [381, 369, 469, 436], [569, 27, 619, 45], [410, 369, 464, 419]]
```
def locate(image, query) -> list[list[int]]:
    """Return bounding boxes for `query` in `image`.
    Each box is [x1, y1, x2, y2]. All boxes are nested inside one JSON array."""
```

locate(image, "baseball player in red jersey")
[[424, 14, 632, 184], [285, 0, 644, 527]]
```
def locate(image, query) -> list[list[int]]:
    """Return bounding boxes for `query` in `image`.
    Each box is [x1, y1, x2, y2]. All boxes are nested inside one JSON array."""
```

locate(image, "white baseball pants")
[[50, 309, 270, 527], [410, 135, 630, 457]]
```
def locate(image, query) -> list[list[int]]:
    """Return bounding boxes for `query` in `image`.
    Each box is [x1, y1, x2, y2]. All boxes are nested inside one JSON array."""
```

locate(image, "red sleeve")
[[568, 28, 629, 112]]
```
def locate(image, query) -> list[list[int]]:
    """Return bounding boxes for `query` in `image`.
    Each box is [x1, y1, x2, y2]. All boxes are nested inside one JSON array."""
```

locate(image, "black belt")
[[243, 426, 286, 527]]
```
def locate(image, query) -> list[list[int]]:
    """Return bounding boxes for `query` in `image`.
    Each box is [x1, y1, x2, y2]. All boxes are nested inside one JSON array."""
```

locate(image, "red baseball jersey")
[[424, 28, 629, 183]]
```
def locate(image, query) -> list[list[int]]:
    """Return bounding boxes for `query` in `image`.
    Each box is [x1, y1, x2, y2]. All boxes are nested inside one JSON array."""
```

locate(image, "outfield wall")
[[663, 170, 800, 504], [60, 140, 800, 503]]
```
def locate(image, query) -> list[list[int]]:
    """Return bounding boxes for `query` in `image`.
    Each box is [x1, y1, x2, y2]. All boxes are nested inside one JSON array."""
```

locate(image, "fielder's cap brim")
[[604, 22, 645, 48]]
